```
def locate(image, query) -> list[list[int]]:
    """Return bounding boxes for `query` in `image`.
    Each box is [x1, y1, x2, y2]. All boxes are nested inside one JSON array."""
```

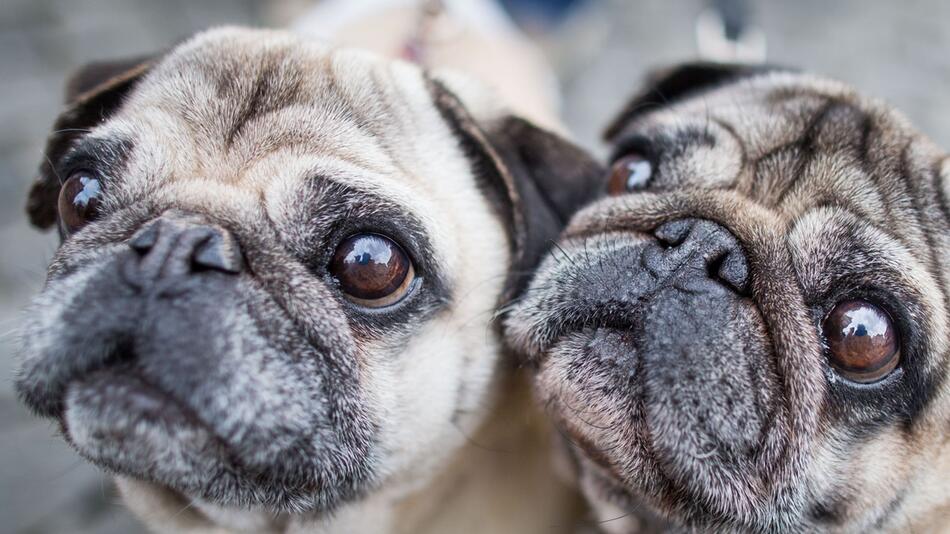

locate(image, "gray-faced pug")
[[14, 27, 602, 533], [505, 63, 950, 532]]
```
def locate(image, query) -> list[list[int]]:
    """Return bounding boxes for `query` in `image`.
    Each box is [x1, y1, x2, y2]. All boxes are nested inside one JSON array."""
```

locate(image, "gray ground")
[[1, 1, 947, 532]]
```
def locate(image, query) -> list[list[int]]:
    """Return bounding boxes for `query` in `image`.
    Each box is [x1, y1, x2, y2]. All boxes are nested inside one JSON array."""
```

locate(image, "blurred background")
[[1, 0, 948, 532]]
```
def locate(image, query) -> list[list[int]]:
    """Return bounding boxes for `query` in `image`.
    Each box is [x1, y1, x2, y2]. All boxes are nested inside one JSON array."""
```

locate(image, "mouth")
[[56, 359, 311, 514], [62, 363, 239, 491], [46, 341, 365, 513]]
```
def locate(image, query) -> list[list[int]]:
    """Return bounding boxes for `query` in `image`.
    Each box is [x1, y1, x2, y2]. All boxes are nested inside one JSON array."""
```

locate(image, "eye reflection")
[[607, 154, 653, 195], [58, 170, 104, 233], [822, 299, 900, 383]]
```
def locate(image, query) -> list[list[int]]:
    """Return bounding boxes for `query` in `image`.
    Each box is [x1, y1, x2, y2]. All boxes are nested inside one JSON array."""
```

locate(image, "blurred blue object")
[[710, 0, 751, 40], [498, 0, 589, 28]]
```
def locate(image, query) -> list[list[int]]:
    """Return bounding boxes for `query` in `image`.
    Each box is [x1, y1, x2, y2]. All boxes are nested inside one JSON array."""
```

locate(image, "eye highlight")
[[58, 169, 103, 233], [822, 300, 900, 383], [329, 233, 415, 308], [607, 153, 653, 195]]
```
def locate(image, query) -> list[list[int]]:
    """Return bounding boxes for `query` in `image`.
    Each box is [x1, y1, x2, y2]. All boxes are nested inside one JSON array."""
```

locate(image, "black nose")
[[122, 213, 243, 289], [650, 218, 749, 293]]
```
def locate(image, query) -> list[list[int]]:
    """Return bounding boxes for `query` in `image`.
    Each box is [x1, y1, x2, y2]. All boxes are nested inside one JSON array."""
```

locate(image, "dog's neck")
[[296, 369, 584, 534], [390, 369, 584, 534]]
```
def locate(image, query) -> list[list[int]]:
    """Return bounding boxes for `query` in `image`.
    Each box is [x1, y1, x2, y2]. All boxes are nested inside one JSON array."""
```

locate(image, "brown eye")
[[58, 170, 103, 233], [329, 233, 415, 307], [607, 154, 653, 195], [823, 300, 900, 383]]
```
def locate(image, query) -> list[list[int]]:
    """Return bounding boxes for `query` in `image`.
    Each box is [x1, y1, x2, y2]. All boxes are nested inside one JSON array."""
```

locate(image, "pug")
[[14, 27, 602, 533], [505, 63, 950, 532]]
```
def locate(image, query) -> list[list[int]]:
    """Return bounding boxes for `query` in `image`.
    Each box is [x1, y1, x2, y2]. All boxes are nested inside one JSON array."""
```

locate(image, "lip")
[[57, 360, 364, 514], [61, 365, 240, 489], [65, 364, 218, 439]]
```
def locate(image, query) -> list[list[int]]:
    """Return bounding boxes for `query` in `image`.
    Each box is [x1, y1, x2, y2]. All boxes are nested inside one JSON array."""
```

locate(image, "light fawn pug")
[[505, 63, 950, 532], [14, 21, 602, 534]]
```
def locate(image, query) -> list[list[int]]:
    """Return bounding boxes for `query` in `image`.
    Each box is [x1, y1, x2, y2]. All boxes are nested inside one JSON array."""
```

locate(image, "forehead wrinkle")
[[789, 208, 947, 320], [162, 46, 302, 142], [356, 58, 443, 191], [676, 86, 825, 156], [755, 100, 854, 208], [323, 51, 381, 133], [359, 62, 475, 210], [935, 153, 950, 178], [778, 157, 891, 223], [368, 63, 421, 160], [345, 62, 418, 183], [133, 33, 420, 172], [227, 106, 398, 177], [129, 74, 411, 191], [718, 96, 918, 243], [320, 49, 440, 192], [325, 49, 413, 148], [98, 110, 202, 206], [938, 156, 950, 219], [897, 144, 950, 298]]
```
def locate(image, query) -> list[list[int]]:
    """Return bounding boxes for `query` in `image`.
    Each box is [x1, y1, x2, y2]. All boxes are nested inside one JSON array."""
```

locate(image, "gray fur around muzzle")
[[15, 211, 376, 512], [508, 218, 783, 516]]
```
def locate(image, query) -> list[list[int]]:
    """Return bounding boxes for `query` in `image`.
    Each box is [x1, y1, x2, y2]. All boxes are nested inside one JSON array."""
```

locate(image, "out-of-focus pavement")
[[1, 1, 948, 532]]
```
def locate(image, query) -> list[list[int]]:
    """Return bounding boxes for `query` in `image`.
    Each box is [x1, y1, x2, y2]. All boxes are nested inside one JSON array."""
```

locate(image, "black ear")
[[27, 55, 155, 230], [427, 78, 604, 304], [603, 61, 785, 140]]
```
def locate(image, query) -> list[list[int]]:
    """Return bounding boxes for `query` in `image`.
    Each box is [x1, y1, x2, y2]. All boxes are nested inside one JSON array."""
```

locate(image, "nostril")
[[716, 248, 750, 294], [122, 214, 244, 290], [654, 219, 694, 248], [192, 232, 243, 274], [702, 239, 750, 295], [654, 218, 751, 295], [129, 221, 160, 254], [106, 338, 138, 367]]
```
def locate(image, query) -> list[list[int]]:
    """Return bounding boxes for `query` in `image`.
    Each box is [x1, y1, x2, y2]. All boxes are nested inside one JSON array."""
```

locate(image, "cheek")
[[108, 115, 194, 201], [808, 428, 915, 525], [534, 334, 640, 460], [362, 318, 502, 480], [19, 264, 106, 369], [846, 431, 916, 516], [358, 218, 512, 478]]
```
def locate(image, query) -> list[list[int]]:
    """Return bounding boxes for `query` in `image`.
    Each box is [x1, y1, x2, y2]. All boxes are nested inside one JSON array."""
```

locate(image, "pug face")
[[506, 64, 950, 532], [14, 27, 600, 519]]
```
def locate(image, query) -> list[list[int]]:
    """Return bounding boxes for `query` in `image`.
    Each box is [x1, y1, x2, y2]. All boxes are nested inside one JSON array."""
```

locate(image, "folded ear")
[[603, 61, 785, 140], [426, 78, 604, 305], [27, 55, 155, 230]]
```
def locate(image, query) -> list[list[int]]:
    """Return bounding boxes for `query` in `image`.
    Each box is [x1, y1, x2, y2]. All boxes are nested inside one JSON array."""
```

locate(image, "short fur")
[[15, 27, 601, 533], [505, 64, 950, 532]]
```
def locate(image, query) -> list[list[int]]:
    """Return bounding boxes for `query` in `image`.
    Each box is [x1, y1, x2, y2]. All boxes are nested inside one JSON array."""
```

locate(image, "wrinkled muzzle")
[[15, 212, 376, 512], [508, 218, 790, 521]]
